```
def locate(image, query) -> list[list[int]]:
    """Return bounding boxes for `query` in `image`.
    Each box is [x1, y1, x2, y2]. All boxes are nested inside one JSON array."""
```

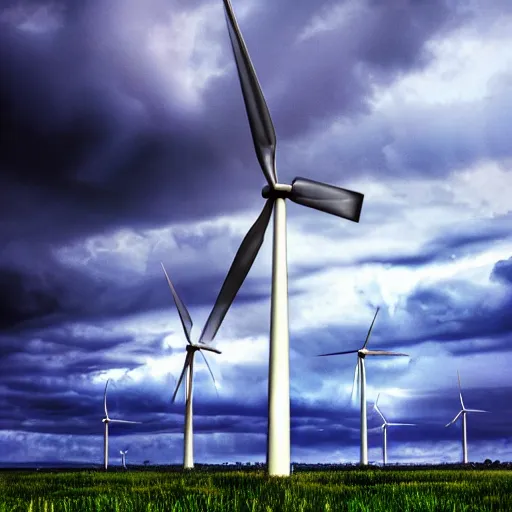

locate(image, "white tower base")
[[267, 197, 291, 477]]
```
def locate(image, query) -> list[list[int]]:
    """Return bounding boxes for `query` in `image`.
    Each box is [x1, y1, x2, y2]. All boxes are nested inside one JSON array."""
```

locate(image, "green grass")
[[0, 469, 511, 511]]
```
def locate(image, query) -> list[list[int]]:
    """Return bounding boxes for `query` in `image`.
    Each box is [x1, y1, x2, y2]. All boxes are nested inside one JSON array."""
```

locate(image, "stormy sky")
[[1, 0, 511, 466]]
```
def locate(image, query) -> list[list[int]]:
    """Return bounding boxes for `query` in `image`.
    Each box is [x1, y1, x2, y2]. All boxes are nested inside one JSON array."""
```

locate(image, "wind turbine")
[[120, 449, 128, 469], [206, 0, 365, 477], [102, 380, 140, 471], [445, 370, 488, 464], [317, 307, 409, 465], [374, 393, 415, 466], [161, 263, 222, 470]]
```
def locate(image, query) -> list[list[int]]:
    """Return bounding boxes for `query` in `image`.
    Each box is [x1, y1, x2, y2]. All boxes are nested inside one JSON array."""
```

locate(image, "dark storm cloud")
[[0, 0, 507, 336], [0, 350, 131, 379], [403, 279, 512, 346], [0, 243, 275, 335], [0, 375, 154, 434], [0, 0, 487, 254], [491, 256, 512, 285], [0, 4, 224, 249]]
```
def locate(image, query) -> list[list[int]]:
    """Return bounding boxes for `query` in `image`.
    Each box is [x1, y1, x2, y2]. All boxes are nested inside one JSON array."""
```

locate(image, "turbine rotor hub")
[[261, 183, 292, 199]]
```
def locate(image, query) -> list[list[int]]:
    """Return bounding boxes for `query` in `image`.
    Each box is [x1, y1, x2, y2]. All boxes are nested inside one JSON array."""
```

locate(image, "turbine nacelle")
[[261, 183, 292, 199]]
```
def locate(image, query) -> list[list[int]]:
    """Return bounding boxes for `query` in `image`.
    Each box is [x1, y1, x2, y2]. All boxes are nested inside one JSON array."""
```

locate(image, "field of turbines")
[[1, 467, 512, 511], [96, 0, 492, 477]]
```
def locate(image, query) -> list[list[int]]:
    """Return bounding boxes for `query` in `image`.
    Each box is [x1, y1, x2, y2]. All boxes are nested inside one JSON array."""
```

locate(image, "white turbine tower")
[[161, 263, 224, 470], [102, 380, 140, 471], [120, 449, 128, 469], [205, 0, 365, 477], [374, 393, 415, 466], [317, 307, 409, 465], [445, 370, 488, 464]]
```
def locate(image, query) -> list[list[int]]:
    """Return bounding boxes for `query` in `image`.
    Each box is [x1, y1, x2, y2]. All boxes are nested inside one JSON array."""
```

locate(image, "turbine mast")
[[360, 357, 368, 465], [104, 422, 108, 471], [184, 349, 195, 470], [267, 197, 291, 476], [462, 411, 468, 464], [383, 425, 388, 466]]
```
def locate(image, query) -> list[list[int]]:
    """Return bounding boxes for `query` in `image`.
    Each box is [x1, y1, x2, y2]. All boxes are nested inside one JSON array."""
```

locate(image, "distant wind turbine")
[[102, 380, 140, 471], [317, 307, 409, 465], [445, 370, 488, 464], [120, 449, 128, 469], [374, 393, 415, 465], [161, 263, 223, 470]]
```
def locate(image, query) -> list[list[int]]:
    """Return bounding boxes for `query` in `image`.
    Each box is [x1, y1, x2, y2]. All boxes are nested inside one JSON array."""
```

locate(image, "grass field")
[[1, 467, 511, 511]]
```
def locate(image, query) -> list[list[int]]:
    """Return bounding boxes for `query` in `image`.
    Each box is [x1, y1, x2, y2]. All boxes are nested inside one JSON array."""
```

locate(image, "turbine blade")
[[457, 370, 465, 410], [104, 380, 110, 417], [350, 361, 359, 405], [161, 263, 193, 345], [289, 178, 364, 222], [172, 352, 192, 404], [374, 403, 386, 424], [365, 350, 409, 356], [198, 199, 274, 344], [445, 410, 463, 427], [316, 349, 358, 357], [109, 420, 140, 424], [387, 423, 416, 426], [362, 307, 380, 349], [223, 0, 277, 186], [376, 393, 381, 407], [198, 349, 220, 398], [465, 409, 488, 413]]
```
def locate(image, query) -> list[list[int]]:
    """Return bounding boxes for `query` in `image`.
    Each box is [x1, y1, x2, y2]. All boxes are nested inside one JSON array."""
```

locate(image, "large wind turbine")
[[205, 0, 365, 477], [445, 370, 488, 464], [161, 263, 222, 470], [102, 380, 140, 471], [374, 393, 415, 466], [317, 307, 409, 465]]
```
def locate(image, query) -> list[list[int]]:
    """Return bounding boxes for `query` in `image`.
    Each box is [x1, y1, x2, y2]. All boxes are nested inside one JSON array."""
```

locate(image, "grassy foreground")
[[0, 468, 511, 511]]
